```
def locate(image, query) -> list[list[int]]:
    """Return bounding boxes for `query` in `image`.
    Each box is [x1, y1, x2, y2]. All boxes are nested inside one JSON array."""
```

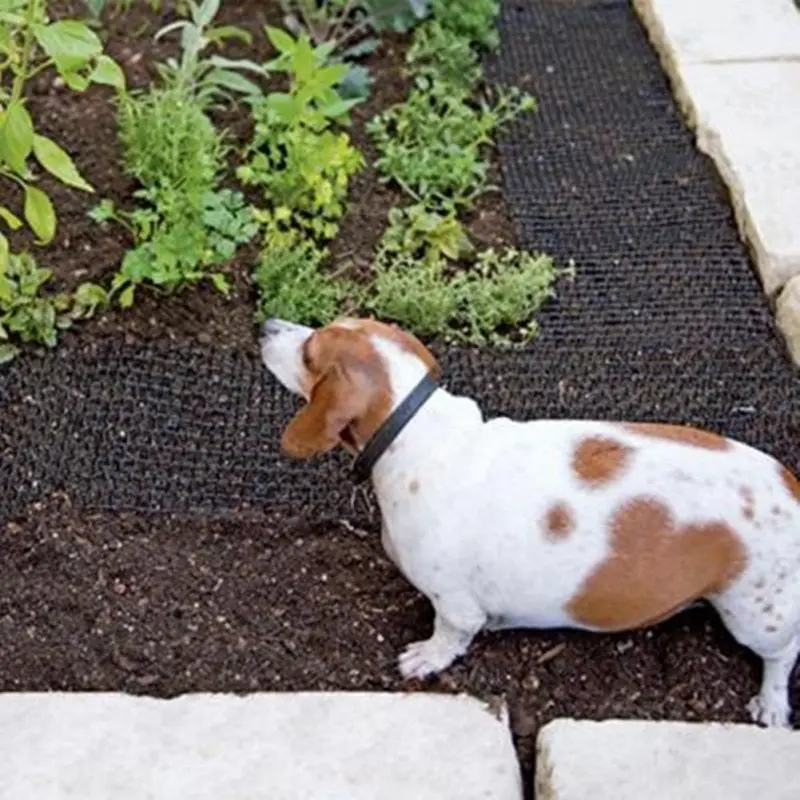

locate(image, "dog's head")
[[261, 318, 439, 459]]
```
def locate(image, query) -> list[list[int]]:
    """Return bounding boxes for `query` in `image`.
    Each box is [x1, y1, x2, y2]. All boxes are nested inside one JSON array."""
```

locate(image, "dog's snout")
[[262, 318, 286, 338]]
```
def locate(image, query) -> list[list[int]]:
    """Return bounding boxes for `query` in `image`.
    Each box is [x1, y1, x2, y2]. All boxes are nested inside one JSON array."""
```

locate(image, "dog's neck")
[[367, 340, 483, 491]]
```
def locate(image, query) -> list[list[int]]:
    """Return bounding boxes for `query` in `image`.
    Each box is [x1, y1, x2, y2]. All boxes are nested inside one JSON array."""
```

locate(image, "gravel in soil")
[[2, 493, 782, 787]]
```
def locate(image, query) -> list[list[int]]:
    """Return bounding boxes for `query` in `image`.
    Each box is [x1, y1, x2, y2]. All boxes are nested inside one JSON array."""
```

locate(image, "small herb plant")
[[95, 0, 262, 307], [0, 0, 125, 253], [361, 0, 567, 346], [278, 0, 430, 98], [0, 250, 107, 364], [243, 26, 365, 325], [368, 78, 533, 212]]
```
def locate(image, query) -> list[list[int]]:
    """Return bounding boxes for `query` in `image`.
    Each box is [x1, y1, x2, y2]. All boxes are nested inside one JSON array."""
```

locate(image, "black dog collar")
[[351, 373, 439, 484]]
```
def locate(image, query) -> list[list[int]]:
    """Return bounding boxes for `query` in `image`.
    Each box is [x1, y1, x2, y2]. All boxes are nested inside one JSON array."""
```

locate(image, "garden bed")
[[1, 0, 798, 791]]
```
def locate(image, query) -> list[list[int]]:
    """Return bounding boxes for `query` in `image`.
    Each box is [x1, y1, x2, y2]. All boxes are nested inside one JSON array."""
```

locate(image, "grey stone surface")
[[536, 718, 800, 800], [0, 692, 522, 800]]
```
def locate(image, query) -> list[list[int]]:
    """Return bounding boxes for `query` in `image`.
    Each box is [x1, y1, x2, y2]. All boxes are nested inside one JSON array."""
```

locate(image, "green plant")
[[259, 26, 364, 122], [0, 0, 125, 251], [239, 27, 365, 245], [430, 0, 499, 51], [366, 241, 571, 346], [368, 78, 534, 211], [252, 239, 348, 325], [0, 249, 107, 363], [405, 19, 480, 93], [153, 0, 265, 104], [379, 203, 473, 264]]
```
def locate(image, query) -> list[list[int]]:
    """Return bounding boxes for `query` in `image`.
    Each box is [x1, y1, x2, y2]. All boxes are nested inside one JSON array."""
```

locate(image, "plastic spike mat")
[[1, 0, 797, 525]]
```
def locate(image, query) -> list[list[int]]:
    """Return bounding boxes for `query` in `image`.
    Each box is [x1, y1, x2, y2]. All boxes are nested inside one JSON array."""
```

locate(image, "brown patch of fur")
[[408, 479, 420, 495], [282, 326, 393, 458], [621, 423, 730, 451], [339, 318, 440, 379], [572, 437, 632, 487], [779, 464, 800, 503], [545, 503, 574, 541], [566, 497, 747, 631]]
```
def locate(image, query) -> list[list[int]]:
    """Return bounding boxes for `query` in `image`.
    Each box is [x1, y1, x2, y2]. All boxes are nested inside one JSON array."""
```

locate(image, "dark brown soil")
[[1, 493, 775, 787], [7, 0, 515, 353]]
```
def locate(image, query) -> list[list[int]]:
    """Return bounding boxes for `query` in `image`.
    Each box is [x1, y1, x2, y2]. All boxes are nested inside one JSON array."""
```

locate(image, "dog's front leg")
[[398, 593, 486, 680]]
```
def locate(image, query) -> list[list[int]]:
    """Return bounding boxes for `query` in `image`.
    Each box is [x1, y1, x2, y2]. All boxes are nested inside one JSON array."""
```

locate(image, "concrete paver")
[[536, 718, 800, 800], [0, 692, 522, 800], [634, 0, 800, 364]]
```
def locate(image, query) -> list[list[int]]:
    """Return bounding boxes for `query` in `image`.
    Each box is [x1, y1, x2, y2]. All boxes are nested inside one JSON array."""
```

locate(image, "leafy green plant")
[[0, 0, 125, 252], [405, 19, 480, 93], [153, 0, 265, 103], [239, 27, 364, 245], [252, 239, 348, 325], [280, 0, 429, 48], [430, 0, 499, 51], [368, 78, 534, 211], [366, 241, 571, 346], [0, 250, 107, 363], [379, 203, 473, 264]]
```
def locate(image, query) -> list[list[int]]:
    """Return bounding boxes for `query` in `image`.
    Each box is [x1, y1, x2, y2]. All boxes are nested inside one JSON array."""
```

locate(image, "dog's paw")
[[747, 693, 792, 728], [398, 638, 458, 680]]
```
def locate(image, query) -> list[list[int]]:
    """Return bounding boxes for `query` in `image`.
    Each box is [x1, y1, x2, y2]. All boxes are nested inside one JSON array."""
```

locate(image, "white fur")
[[261, 320, 800, 729]]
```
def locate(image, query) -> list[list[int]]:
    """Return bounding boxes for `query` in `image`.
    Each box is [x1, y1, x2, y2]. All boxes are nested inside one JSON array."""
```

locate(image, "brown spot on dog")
[[766, 625, 778, 633], [739, 486, 755, 520], [620, 423, 730, 451], [772, 505, 782, 516], [408, 479, 420, 495], [572, 437, 632, 487], [281, 325, 393, 459], [763, 603, 774, 614], [338, 318, 440, 379], [545, 503, 574, 541], [779, 464, 800, 503], [566, 497, 747, 631]]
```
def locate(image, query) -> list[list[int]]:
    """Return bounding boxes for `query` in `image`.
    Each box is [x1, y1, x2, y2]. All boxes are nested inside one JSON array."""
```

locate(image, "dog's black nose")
[[262, 319, 284, 338]]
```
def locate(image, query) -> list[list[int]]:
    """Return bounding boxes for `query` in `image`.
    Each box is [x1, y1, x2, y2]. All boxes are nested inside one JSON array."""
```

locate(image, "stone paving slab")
[[632, 0, 800, 63], [633, 0, 800, 364], [536, 718, 800, 800], [0, 692, 522, 800]]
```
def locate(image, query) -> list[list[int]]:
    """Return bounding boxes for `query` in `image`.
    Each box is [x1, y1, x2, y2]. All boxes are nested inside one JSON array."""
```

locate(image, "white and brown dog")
[[260, 316, 800, 728]]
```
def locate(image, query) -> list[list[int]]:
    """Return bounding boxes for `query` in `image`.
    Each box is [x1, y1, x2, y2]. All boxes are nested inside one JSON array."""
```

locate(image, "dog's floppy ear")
[[281, 362, 366, 459]]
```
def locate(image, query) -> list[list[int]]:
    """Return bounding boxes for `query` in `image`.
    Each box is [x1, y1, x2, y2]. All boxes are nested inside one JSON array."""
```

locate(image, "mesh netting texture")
[[1, 0, 797, 524]]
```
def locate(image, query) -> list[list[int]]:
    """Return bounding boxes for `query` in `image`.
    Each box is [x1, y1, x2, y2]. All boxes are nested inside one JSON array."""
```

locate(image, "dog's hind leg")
[[712, 593, 799, 728]]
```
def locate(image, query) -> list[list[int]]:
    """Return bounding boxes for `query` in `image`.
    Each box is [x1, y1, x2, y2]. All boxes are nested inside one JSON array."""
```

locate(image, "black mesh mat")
[[1, 0, 797, 524]]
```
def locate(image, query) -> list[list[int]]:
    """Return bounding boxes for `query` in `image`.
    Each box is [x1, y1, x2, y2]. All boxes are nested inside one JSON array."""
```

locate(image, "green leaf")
[[0, 206, 22, 231], [291, 35, 316, 82], [205, 24, 252, 46], [0, 101, 34, 174], [210, 272, 229, 295], [0, 231, 8, 274], [265, 25, 296, 55], [266, 92, 298, 123], [24, 185, 56, 244], [33, 135, 93, 192], [34, 21, 103, 75], [119, 284, 135, 308], [0, 343, 19, 364], [89, 54, 126, 90], [61, 71, 91, 91], [205, 68, 262, 97], [194, 0, 220, 28]]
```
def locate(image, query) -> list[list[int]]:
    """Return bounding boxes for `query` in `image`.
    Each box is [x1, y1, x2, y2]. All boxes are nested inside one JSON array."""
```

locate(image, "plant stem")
[[11, 0, 39, 107]]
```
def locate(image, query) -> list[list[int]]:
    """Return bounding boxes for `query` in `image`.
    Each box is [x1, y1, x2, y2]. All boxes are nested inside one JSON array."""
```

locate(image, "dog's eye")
[[301, 339, 313, 369]]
